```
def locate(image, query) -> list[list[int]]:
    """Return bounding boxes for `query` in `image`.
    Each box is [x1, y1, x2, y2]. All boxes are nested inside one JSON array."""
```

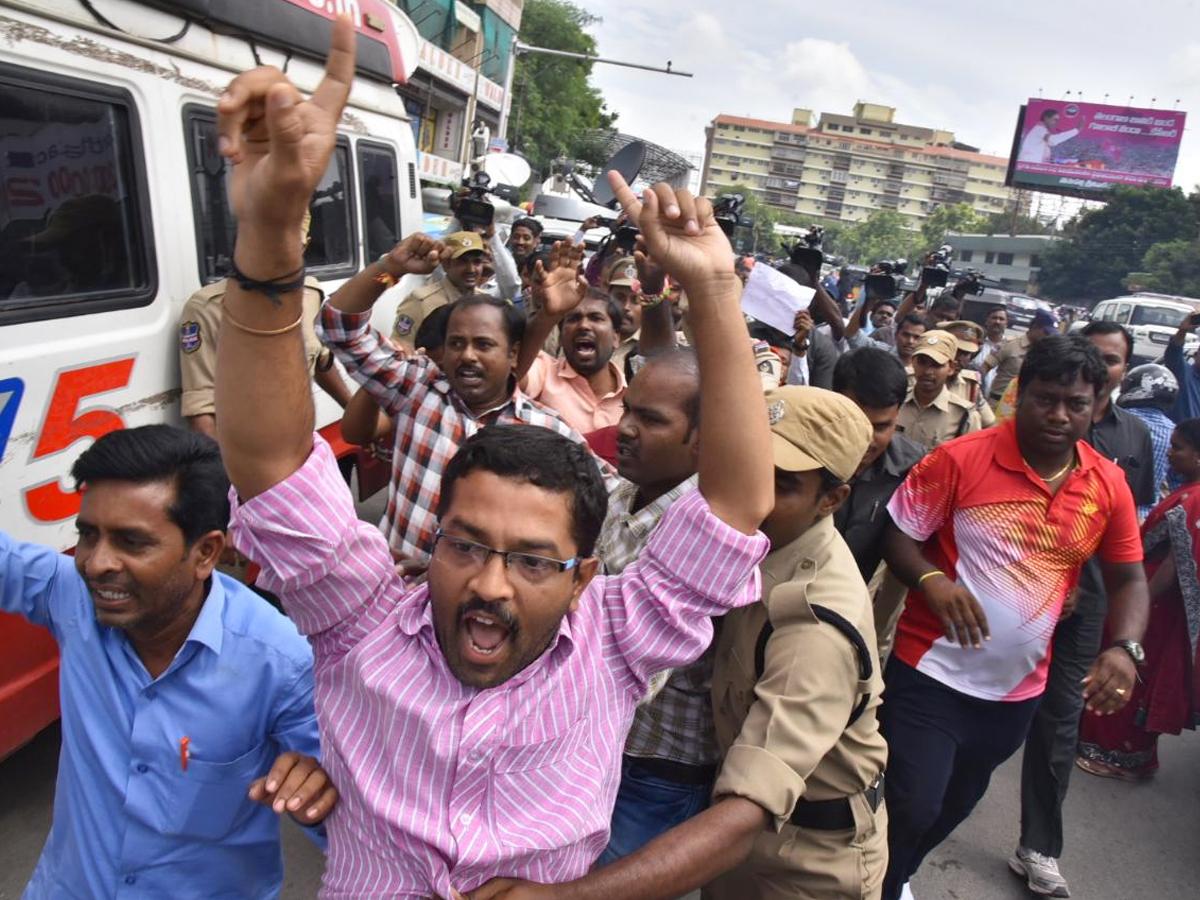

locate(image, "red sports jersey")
[[887, 420, 1142, 701]]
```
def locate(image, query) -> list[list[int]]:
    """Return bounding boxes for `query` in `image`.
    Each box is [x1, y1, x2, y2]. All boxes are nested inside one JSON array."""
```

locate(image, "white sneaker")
[[900, 883, 915, 900], [1008, 846, 1070, 897]]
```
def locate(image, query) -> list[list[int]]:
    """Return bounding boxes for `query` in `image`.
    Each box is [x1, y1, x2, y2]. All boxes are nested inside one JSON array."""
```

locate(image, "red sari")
[[1077, 482, 1200, 777]]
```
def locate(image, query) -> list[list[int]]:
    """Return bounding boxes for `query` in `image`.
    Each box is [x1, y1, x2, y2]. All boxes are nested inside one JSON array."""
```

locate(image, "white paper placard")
[[741, 264, 815, 335]]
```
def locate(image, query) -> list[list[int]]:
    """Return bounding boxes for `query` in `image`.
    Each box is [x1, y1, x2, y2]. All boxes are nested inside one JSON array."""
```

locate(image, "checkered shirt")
[[597, 475, 720, 766], [319, 302, 607, 562], [1126, 405, 1180, 518]]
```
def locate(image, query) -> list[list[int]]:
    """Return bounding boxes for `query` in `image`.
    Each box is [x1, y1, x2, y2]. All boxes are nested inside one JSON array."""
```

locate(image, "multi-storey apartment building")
[[700, 103, 1020, 228]]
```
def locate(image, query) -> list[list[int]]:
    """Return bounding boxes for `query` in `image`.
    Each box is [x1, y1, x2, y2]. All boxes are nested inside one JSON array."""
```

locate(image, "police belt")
[[627, 756, 718, 786], [789, 773, 884, 831]]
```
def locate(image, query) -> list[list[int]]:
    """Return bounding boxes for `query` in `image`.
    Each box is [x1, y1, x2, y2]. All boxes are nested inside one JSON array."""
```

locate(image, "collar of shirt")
[[910, 385, 953, 412], [991, 418, 1101, 482], [759, 514, 837, 599], [611, 474, 699, 540], [183, 577, 226, 656], [431, 371, 525, 420], [552, 354, 628, 400], [857, 433, 925, 484]]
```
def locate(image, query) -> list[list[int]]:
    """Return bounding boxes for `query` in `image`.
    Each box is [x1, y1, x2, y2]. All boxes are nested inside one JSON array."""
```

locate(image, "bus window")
[[358, 142, 401, 260], [0, 67, 153, 323], [186, 111, 357, 281]]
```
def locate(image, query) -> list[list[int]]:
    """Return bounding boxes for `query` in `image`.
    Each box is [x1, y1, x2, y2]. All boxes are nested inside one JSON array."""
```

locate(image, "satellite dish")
[[483, 153, 532, 189], [591, 141, 647, 208]]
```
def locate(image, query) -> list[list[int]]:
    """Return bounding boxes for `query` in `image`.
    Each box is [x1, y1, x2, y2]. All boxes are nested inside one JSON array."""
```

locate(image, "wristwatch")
[[1108, 639, 1145, 667]]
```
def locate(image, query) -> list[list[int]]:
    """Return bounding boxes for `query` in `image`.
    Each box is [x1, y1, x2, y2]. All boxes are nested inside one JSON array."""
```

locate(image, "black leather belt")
[[627, 756, 718, 786], [790, 773, 885, 831]]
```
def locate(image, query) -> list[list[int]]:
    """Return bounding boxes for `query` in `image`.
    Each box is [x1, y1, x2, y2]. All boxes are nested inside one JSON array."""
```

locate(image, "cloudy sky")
[[584, 0, 1199, 195]]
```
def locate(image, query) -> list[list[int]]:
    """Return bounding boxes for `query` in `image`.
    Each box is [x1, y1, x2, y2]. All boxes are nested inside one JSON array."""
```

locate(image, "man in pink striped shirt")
[[211, 20, 774, 900]]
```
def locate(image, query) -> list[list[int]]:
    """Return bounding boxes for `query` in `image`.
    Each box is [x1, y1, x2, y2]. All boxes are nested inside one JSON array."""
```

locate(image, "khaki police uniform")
[[705, 514, 888, 900], [896, 386, 980, 450], [984, 333, 1031, 406], [179, 276, 326, 418], [390, 278, 463, 346], [948, 369, 996, 428], [703, 386, 887, 900]]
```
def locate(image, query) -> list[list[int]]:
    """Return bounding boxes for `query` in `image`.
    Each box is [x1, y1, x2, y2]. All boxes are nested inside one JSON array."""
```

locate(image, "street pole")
[[460, 26, 484, 173]]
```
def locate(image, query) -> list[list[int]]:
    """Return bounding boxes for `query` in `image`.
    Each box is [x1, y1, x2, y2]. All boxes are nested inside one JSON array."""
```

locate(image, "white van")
[[0, 0, 425, 553], [1071, 293, 1200, 364]]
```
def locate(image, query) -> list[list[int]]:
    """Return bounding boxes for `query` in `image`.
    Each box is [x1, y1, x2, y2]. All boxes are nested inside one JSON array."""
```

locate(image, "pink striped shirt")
[[229, 437, 767, 899]]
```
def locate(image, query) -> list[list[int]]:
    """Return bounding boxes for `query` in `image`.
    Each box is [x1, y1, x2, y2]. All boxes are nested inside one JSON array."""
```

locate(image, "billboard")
[[1006, 99, 1186, 198]]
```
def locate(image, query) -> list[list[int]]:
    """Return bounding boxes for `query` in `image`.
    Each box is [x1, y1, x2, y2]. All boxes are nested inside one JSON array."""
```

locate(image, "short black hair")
[[1041, 108, 1059, 123], [931, 294, 960, 313], [511, 217, 543, 237], [1081, 320, 1134, 363], [1017, 333, 1108, 397], [71, 425, 229, 545], [818, 468, 846, 494], [1175, 418, 1200, 451], [872, 299, 898, 313], [436, 425, 608, 557], [897, 313, 927, 332], [640, 347, 701, 437], [520, 249, 551, 277], [448, 294, 525, 349], [747, 319, 792, 349], [777, 262, 813, 288], [415, 303, 452, 353], [833, 347, 909, 409]]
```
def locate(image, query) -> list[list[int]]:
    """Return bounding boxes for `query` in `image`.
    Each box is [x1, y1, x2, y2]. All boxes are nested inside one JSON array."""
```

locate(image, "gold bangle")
[[917, 569, 945, 586], [223, 306, 304, 337]]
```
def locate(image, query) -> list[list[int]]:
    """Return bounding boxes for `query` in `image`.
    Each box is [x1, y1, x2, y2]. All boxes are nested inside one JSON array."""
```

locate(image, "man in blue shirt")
[[1163, 313, 1200, 422], [2, 426, 334, 900]]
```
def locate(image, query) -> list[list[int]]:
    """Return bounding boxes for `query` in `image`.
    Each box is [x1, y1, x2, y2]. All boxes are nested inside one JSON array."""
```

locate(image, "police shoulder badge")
[[395, 314, 415, 336], [180, 321, 201, 354], [767, 400, 786, 425]]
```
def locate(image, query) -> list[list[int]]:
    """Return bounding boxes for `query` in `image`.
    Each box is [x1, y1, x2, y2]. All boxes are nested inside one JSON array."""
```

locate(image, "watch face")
[[1119, 640, 1145, 663]]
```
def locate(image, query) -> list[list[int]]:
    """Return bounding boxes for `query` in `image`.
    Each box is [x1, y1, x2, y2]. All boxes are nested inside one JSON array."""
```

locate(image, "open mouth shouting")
[[459, 605, 517, 667], [455, 365, 486, 390], [572, 333, 598, 365]]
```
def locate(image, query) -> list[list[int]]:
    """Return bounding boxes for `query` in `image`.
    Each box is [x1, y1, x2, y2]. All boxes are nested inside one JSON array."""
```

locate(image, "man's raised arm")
[[610, 173, 773, 535], [214, 17, 355, 499]]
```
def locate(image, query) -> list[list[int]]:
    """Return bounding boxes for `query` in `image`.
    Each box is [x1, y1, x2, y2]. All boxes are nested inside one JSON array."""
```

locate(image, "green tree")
[[980, 210, 1054, 236], [837, 210, 917, 266], [740, 192, 779, 254], [920, 203, 986, 249], [1036, 186, 1199, 303], [1133, 240, 1200, 297], [510, 0, 617, 173]]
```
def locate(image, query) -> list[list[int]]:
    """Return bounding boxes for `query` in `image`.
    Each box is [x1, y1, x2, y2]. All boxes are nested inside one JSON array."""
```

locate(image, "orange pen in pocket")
[[180, 736, 190, 772]]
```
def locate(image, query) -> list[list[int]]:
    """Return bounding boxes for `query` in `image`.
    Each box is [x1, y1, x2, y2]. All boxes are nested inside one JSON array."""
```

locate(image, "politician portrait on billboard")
[[1007, 99, 1186, 198]]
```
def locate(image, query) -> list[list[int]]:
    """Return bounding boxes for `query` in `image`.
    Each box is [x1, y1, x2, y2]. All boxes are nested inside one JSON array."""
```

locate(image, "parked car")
[[1070, 294, 1200, 364]]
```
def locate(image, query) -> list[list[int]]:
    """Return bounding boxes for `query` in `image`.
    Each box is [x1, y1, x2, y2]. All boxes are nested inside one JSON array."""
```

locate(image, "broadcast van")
[[0, 0, 426, 758]]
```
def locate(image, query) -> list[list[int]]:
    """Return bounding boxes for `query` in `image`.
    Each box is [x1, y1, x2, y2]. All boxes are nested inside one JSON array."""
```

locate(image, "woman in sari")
[[1076, 417, 1200, 779]]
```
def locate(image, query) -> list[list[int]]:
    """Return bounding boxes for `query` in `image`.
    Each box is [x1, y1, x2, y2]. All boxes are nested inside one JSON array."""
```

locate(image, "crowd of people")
[[4, 20, 1200, 900]]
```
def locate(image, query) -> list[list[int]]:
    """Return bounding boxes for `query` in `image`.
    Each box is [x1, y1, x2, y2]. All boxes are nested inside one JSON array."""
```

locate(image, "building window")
[[959, 250, 974, 262], [828, 124, 839, 131], [357, 142, 402, 262], [985, 251, 996, 264], [997, 252, 1014, 266], [861, 128, 872, 135], [1029, 254, 1042, 268]]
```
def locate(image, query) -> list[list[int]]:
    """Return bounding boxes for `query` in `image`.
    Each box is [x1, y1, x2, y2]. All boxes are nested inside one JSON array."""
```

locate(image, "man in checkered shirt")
[[317, 243, 609, 566]]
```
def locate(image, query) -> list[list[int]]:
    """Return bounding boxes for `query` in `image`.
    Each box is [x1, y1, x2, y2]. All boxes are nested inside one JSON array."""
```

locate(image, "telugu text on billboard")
[[1008, 99, 1186, 196]]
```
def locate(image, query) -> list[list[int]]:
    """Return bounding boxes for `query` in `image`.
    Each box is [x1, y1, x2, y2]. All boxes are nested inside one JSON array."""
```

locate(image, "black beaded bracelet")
[[229, 260, 307, 307]]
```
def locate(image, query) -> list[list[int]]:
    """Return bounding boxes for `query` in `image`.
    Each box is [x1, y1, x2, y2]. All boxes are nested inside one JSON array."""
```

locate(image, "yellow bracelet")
[[223, 306, 304, 337], [917, 570, 945, 587]]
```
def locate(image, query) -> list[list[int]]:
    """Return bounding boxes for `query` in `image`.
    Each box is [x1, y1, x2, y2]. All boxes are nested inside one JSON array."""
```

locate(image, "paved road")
[[2, 719, 1197, 899]]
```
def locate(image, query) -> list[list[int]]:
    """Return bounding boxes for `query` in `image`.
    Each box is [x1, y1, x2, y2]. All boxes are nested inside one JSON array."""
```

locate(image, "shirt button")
[[459, 812, 473, 825], [468, 749, 482, 762], [136, 763, 149, 774], [124, 875, 137, 885], [800, 560, 814, 570]]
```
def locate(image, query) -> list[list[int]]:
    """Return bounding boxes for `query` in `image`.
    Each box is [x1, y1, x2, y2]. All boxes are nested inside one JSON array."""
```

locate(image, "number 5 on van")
[[25, 358, 136, 522]]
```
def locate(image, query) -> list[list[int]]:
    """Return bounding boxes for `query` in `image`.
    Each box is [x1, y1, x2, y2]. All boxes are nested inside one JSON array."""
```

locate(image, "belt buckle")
[[865, 772, 885, 811]]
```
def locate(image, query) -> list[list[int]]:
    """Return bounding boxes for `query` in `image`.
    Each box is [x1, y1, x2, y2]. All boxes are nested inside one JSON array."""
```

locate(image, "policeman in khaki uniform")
[[704, 387, 888, 900], [390, 231, 485, 348], [896, 330, 980, 450], [942, 321, 996, 429], [179, 276, 340, 437]]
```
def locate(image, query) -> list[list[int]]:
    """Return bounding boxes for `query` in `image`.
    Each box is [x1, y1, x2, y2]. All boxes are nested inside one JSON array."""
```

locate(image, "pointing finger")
[[310, 15, 357, 118], [608, 171, 644, 225]]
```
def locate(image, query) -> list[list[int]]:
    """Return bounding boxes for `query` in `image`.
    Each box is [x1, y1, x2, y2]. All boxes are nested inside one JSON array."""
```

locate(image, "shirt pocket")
[[162, 739, 274, 841], [489, 717, 606, 850]]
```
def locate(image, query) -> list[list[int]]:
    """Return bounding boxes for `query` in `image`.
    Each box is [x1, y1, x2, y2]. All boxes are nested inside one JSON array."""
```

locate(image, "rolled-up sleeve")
[[228, 436, 405, 654], [603, 488, 769, 692], [317, 301, 429, 417], [713, 626, 860, 831]]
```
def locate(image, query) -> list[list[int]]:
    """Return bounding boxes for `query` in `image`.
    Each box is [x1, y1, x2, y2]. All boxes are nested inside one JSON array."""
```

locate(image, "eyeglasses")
[[433, 528, 580, 584]]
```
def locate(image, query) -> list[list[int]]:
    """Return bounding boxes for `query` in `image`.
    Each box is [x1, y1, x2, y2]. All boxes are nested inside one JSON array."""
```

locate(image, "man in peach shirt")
[[520, 291, 629, 434]]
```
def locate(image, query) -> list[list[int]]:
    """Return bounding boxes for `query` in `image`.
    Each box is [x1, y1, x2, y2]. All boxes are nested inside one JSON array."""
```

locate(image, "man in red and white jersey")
[[877, 333, 1150, 900]]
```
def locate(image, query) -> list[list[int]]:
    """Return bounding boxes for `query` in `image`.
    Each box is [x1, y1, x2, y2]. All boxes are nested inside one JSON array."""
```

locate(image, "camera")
[[952, 268, 985, 296], [713, 193, 753, 238], [866, 258, 908, 301], [789, 225, 825, 272], [921, 244, 953, 288], [453, 171, 496, 230]]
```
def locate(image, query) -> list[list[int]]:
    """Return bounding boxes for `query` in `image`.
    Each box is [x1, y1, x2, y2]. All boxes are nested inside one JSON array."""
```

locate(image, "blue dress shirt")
[[1, 531, 320, 900], [1164, 343, 1200, 423]]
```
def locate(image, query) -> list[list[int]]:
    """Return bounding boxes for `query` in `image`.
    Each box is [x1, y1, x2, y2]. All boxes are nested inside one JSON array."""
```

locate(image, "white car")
[[1071, 294, 1200, 364]]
